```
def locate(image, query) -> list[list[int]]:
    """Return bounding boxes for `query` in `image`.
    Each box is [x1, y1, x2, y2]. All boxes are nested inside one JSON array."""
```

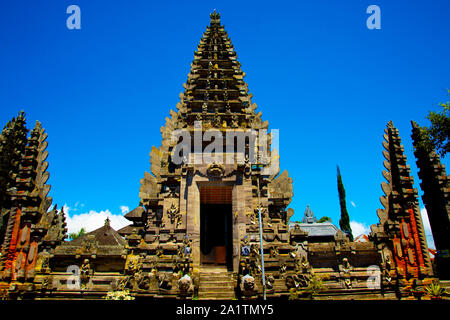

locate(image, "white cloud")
[[350, 221, 370, 237], [120, 206, 130, 215], [62, 204, 70, 216], [60, 204, 130, 235], [420, 207, 435, 250], [348, 209, 436, 249], [72, 201, 83, 212], [350, 201, 356, 208]]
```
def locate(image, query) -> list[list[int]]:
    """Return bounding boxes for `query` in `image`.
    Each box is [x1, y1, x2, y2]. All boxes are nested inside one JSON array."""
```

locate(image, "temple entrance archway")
[[199, 186, 233, 270]]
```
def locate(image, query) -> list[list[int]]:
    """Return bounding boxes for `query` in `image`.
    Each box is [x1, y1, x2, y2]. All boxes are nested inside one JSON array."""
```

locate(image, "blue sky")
[[0, 1, 449, 246]]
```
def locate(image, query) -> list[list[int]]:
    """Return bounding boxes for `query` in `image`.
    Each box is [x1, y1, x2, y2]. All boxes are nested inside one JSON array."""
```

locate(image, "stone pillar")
[[186, 174, 201, 269], [232, 180, 241, 272]]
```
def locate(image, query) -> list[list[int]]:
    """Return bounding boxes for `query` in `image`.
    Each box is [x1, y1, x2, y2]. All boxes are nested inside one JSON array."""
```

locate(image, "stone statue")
[[158, 273, 172, 290], [135, 269, 150, 291], [240, 274, 256, 296], [269, 246, 279, 258], [80, 259, 91, 277], [340, 258, 352, 274], [285, 275, 297, 289], [183, 236, 192, 258], [339, 258, 353, 289], [240, 236, 250, 256], [80, 258, 91, 290], [178, 274, 194, 296], [265, 275, 274, 290]]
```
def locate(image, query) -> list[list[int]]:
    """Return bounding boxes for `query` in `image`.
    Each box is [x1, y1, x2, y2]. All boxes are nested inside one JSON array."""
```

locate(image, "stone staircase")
[[198, 266, 235, 300]]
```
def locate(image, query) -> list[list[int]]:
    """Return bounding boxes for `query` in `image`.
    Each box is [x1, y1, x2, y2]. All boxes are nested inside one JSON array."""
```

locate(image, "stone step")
[[199, 281, 233, 286], [199, 286, 234, 293], [198, 291, 235, 299], [199, 272, 231, 276], [198, 297, 235, 300], [199, 282, 232, 288], [198, 267, 235, 299], [200, 278, 234, 283], [200, 277, 232, 282], [200, 272, 230, 276], [199, 268, 229, 273], [200, 281, 234, 288], [199, 290, 233, 295], [200, 276, 232, 280], [200, 269, 229, 272]]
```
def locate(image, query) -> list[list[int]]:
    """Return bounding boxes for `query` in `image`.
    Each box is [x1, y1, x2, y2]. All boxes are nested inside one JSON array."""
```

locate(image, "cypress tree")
[[337, 165, 353, 241]]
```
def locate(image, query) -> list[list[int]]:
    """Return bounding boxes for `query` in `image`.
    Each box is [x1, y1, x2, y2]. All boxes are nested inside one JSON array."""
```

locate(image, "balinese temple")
[[0, 11, 441, 300]]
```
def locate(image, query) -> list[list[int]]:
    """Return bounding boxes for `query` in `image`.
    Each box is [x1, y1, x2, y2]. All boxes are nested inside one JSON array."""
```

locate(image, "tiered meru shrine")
[[0, 11, 448, 300]]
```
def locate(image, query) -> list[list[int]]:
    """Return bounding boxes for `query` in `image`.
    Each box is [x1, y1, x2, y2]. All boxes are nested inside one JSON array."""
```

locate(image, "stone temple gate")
[[116, 10, 297, 298]]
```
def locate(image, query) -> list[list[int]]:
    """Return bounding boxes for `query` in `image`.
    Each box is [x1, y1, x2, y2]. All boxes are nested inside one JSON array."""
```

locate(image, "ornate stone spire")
[[179, 8, 261, 128], [0, 111, 29, 250], [371, 121, 433, 289], [0, 120, 54, 281], [137, 10, 274, 219], [411, 120, 450, 279]]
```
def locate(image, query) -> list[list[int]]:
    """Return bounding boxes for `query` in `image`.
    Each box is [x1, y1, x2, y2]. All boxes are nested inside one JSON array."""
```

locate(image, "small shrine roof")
[[69, 218, 126, 246], [297, 222, 339, 237], [289, 221, 339, 237], [124, 206, 145, 220]]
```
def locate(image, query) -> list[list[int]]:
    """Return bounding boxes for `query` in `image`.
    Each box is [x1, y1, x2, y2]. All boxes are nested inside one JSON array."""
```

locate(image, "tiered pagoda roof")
[[178, 9, 266, 129]]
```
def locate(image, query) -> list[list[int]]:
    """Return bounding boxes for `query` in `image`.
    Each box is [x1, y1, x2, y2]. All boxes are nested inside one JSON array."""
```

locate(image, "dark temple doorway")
[[200, 186, 233, 270]]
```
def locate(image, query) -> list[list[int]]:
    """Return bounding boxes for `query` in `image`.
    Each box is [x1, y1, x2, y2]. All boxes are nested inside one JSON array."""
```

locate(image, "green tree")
[[337, 165, 353, 241], [69, 227, 86, 241], [317, 216, 332, 223], [416, 90, 450, 157]]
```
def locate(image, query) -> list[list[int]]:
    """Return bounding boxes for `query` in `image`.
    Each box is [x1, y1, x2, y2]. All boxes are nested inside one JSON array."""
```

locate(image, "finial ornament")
[[387, 120, 394, 128], [210, 9, 220, 21], [301, 205, 317, 224]]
